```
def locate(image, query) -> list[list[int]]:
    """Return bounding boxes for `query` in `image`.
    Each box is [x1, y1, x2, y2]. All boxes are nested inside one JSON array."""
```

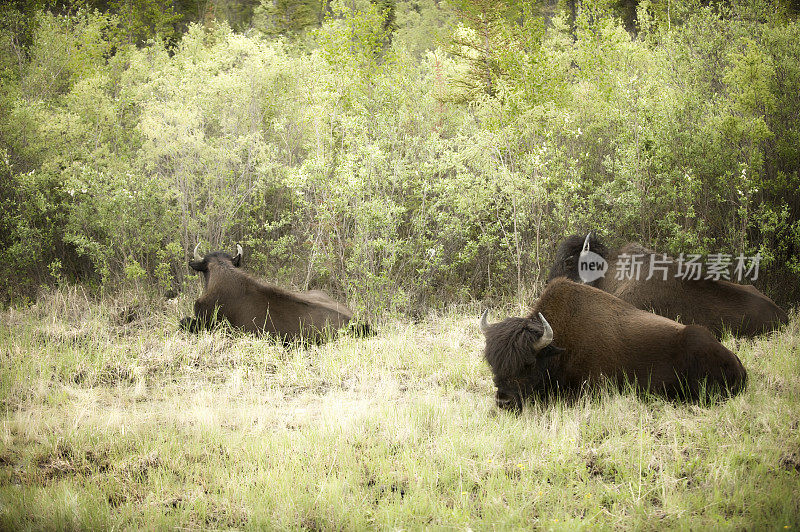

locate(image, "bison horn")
[[533, 312, 554, 350], [582, 233, 592, 252], [479, 309, 490, 335], [193, 242, 202, 261], [235, 243, 243, 259]]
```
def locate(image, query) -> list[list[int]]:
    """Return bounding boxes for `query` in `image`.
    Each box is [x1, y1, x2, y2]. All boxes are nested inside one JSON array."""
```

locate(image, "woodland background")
[[2, 0, 799, 316]]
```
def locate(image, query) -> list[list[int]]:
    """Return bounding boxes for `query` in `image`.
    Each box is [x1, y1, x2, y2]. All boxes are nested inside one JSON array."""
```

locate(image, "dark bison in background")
[[480, 278, 747, 411], [180, 243, 368, 343], [547, 234, 788, 338]]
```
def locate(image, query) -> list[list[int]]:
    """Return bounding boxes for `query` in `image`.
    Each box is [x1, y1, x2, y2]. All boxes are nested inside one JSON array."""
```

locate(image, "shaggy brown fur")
[[547, 234, 788, 338], [180, 249, 365, 343], [483, 279, 747, 410]]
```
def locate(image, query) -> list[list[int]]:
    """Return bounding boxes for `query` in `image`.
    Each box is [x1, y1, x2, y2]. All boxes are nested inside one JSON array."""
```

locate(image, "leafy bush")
[[0, 0, 797, 312]]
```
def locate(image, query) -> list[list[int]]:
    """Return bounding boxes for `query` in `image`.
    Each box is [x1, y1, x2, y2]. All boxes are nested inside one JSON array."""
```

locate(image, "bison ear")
[[188, 259, 207, 272], [537, 345, 565, 359], [232, 243, 243, 267]]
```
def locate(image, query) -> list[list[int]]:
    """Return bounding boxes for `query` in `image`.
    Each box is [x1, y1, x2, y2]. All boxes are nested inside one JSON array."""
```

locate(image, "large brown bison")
[[480, 278, 747, 411], [547, 234, 787, 338], [180, 243, 368, 343]]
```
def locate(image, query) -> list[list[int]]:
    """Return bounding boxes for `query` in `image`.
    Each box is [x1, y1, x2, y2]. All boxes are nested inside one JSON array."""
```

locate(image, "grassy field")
[[1, 287, 799, 530]]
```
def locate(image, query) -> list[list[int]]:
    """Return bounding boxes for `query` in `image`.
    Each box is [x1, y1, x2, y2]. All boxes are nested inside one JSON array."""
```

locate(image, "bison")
[[481, 278, 747, 411], [547, 234, 787, 338], [180, 243, 368, 343]]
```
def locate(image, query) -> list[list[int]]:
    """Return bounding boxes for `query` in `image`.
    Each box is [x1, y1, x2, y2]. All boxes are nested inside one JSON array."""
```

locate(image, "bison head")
[[188, 243, 243, 286], [480, 310, 564, 410]]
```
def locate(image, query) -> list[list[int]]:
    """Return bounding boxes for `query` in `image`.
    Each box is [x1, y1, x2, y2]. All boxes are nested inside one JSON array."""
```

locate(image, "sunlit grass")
[[0, 289, 798, 529]]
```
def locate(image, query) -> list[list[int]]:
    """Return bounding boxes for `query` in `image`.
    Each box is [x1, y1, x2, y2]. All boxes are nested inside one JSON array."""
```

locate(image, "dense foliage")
[[1, 0, 798, 314]]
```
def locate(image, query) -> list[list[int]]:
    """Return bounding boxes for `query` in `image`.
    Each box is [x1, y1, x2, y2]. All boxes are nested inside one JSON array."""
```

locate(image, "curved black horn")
[[533, 312, 554, 350], [193, 242, 202, 261], [479, 309, 491, 335]]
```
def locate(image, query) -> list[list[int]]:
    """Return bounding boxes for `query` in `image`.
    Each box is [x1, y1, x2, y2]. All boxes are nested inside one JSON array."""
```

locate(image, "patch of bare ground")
[[780, 450, 800, 473]]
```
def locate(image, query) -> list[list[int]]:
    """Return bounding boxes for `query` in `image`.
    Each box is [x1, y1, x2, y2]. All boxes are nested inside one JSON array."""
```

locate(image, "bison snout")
[[495, 390, 521, 411]]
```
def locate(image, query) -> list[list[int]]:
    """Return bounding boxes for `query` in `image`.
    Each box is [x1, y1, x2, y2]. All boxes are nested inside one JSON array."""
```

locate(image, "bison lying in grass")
[[547, 233, 787, 338], [181, 243, 369, 343], [480, 278, 747, 411]]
